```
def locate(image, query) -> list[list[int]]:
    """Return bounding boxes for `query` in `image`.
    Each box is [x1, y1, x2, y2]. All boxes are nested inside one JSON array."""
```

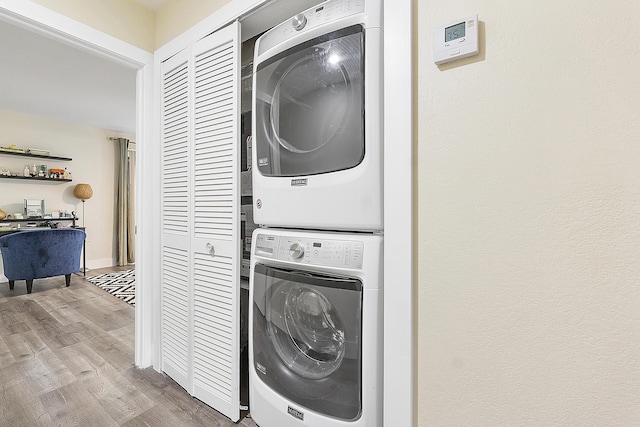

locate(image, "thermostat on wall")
[[434, 15, 479, 65]]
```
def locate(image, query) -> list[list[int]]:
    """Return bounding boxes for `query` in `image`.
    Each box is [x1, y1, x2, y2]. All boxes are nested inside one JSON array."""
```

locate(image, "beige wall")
[[417, 0, 640, 425], [155, 0, 231, 49], [30, 0, 233, 51], [0, 110, 133, 272], [31, 0, 155, 52]]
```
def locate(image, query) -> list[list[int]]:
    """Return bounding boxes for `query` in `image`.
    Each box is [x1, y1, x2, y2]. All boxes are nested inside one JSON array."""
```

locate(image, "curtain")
[[116, 138, 135, 265], [128, 146, 136, 264]]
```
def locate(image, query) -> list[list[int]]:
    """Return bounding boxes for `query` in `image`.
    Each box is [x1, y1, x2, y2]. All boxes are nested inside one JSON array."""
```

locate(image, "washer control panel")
[[254, 232, 364, 269]]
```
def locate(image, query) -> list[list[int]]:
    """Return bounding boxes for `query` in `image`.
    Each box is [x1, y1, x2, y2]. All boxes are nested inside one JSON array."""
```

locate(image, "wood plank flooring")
[[0, 266, 257, 427]]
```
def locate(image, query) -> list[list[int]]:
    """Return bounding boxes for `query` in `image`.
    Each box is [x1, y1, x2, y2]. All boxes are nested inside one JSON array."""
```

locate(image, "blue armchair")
[[0, 228, 86, 294]]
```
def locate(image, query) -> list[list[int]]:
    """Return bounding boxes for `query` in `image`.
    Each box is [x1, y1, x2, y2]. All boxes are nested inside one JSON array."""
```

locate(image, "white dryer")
[[252, 0, 383, 232], [249, 228, 383, 426]]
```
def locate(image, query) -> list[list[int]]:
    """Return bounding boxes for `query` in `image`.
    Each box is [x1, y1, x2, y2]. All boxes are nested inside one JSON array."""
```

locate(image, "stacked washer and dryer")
[[249, 0, 384, 426]]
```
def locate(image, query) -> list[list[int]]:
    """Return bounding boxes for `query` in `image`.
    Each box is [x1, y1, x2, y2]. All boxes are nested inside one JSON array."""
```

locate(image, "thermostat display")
[[445, 22, 465, 42], [434, 15, 479, 65]]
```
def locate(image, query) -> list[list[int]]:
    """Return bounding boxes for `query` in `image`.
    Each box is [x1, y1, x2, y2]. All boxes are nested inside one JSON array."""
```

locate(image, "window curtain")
[[115, 138, 135, 265]]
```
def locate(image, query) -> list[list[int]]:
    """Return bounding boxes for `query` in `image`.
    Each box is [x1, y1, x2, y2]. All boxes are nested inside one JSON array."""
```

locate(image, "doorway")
[[0, 2, 155, 368]]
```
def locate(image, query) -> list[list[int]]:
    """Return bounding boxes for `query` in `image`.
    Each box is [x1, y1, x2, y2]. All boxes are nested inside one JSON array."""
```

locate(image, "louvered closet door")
[[191, 21, 241, 422], [160, 48, 193, 393]]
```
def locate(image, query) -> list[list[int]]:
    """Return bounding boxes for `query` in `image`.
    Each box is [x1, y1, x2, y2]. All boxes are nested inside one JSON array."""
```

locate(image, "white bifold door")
[[160, 21, 241, 422]]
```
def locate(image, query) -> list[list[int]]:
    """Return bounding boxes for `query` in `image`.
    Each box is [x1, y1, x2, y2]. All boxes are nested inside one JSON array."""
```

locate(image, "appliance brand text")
[[287, 406, 304, 421]]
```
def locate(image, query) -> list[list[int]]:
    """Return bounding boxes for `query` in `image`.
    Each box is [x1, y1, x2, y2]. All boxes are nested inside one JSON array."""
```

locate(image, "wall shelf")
[[0, 175, 71, 183], [0, 217, 77, 223], [0, 150, 72, 161]]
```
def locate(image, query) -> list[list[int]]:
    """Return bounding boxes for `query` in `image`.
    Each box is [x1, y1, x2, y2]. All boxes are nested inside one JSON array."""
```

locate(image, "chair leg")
[[26, 280, 33, 294], [9, 280, 14, 290], [65, 274, 71, 287]]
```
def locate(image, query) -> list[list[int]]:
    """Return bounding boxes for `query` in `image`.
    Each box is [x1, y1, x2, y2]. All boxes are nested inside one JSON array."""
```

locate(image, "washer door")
[[270, 283, 347, 379], [254, 25, 364, 177], [252, 263, 363, 420]]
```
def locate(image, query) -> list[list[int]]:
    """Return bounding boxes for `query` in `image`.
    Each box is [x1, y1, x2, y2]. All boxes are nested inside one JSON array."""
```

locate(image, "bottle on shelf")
[[23, 165, 29, 177]]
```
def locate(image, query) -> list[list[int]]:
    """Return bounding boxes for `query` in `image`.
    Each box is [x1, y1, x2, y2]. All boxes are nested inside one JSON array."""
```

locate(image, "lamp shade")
[[73, 183, 93, 201]]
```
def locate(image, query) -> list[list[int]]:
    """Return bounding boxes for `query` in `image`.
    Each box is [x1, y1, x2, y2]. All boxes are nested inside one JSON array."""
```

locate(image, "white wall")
[[418, 1, 640, 425], [0, 110, 132, 279]]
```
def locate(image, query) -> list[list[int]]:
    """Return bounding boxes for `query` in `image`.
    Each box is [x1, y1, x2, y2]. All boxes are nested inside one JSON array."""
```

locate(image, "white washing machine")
[[252, 0, 383, 232], [249, 228, 383, 426]]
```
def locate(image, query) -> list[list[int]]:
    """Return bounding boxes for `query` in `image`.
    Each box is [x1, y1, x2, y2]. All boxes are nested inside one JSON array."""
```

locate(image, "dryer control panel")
[[256, 0, 365, 56], [254, 232, 364, 269]]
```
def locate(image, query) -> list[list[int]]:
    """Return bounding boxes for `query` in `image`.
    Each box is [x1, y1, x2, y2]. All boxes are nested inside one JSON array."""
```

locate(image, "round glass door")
[[254, 25, 365, 177], [268, 281, 346, 379], [253, 263, 363, 420], [270, 49, 354, 155]]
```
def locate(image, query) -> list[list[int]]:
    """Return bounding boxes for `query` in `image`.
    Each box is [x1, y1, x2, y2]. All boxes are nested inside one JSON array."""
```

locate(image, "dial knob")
[[292, 13, 307, 31], [289, 243, 305, 260]]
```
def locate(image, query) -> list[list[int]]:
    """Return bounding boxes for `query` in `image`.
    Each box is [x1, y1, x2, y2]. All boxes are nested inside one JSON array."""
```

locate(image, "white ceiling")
[[0, 19, 138, 134]]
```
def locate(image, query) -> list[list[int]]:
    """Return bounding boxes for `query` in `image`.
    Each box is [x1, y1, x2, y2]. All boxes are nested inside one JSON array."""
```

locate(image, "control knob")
[[289, 243, 305, 260], [292, 13, 307, 31]]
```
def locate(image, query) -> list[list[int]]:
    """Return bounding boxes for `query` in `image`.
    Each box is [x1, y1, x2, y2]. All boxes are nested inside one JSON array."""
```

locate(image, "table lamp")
[[73, 183, 93, 227]]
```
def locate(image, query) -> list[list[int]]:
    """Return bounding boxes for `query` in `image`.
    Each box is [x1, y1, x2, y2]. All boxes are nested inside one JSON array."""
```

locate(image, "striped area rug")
[[86, 270, 135, 306]]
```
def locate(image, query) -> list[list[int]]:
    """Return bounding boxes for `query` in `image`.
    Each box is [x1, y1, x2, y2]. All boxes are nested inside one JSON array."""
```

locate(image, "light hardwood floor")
[[0, 266, 257, 426]]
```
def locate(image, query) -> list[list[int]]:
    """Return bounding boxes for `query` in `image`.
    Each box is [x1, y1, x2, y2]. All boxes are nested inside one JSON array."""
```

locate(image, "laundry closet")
[[157, 0, 394, 425]]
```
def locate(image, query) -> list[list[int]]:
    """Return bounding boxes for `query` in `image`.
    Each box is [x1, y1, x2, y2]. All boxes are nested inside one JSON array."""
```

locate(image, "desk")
[[0, 216, 77, 230], [0, 219, 86, 276]]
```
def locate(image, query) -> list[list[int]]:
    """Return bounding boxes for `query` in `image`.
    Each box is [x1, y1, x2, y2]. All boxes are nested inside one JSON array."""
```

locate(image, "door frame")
[[0, 1, 157, 369]]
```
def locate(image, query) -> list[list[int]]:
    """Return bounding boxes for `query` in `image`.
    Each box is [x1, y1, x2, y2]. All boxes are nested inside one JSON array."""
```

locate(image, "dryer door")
[[252, 263, 363, 420], [254, 25, 364, 177]]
